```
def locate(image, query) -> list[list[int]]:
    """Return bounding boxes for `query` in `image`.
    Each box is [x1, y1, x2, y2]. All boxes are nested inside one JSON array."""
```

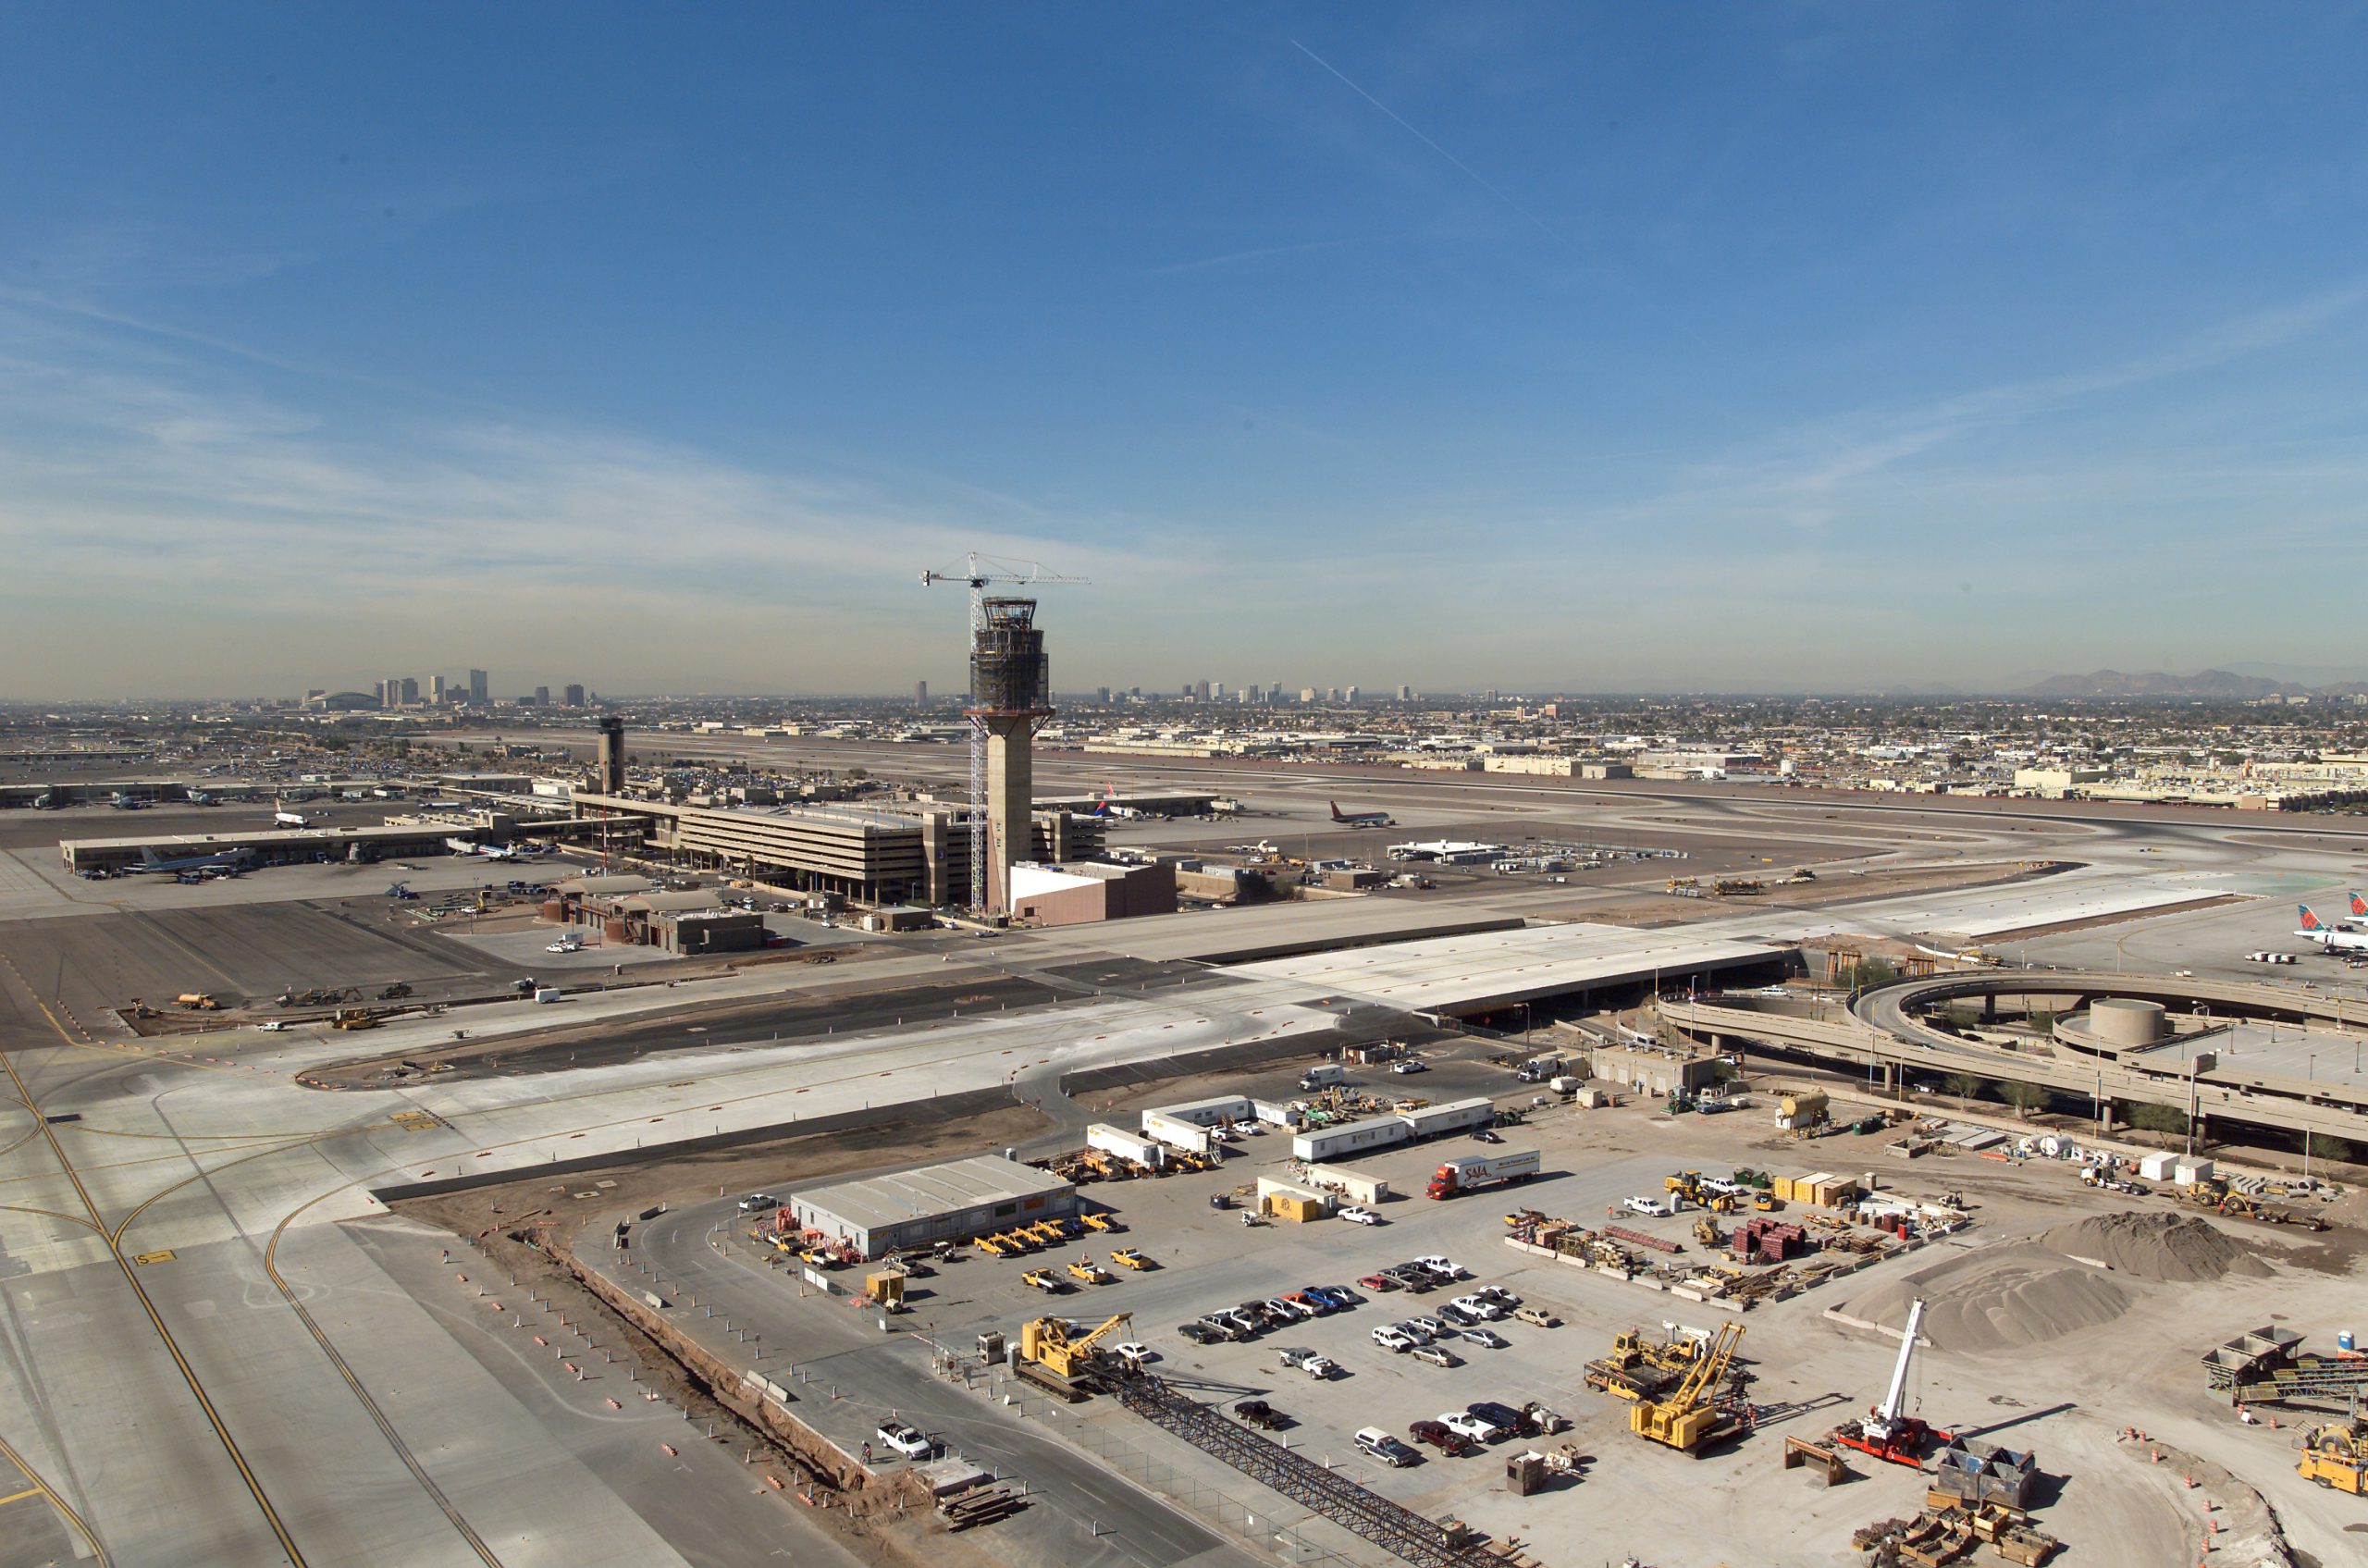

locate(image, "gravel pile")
[[2039, 1210, 2270, 1282], [1849, 1244, 2134, 1352]]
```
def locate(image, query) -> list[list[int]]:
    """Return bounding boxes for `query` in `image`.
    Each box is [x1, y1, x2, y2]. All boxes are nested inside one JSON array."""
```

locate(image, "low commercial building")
[[787, 1155, 1075, 1260]]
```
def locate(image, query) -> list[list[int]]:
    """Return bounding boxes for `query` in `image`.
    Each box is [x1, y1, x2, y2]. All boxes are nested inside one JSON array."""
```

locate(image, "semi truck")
[[1425, 1149, 1541, 1199]]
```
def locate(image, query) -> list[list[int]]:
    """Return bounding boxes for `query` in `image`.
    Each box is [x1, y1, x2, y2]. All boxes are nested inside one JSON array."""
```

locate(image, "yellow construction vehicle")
[[1665, 1170, 1703, 1197], [1630, 1323, 1745, 1453], [331, 1008, 379, 1031], [176, 993, 221, 1010], [1753, 1193, 1781, 1212], [1019, 1312, 1132, 1379], [1066, 1256, 1115, 1285], [2298, 1420, 2366, 1494], [1694, 1216, 1725, 1249], [1108, 1247, 1151, 1269]]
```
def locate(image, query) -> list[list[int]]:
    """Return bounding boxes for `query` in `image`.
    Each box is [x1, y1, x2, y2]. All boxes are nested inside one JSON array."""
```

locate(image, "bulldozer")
[[1019, 1312, 1132, 1380], [2298, 1419, 2366, 1494], [1630, 1323, 1745, 1453]]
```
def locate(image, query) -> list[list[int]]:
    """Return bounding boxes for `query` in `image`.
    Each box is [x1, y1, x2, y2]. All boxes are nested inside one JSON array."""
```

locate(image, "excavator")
[[1833, 1298, 1954, 1466], [1019, 1312, 1132, 1380], [1629, 1323, 1745, 1452], [2298, 1417, 2366, 1494]]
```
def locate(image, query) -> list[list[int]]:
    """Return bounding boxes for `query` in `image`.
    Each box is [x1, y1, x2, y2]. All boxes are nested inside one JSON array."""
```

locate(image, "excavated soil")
[[1848, 1243, 2134, 1352]]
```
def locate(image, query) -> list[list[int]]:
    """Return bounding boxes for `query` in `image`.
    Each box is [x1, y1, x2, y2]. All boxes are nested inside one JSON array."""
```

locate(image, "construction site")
[[3, 573, 2367, 1568]]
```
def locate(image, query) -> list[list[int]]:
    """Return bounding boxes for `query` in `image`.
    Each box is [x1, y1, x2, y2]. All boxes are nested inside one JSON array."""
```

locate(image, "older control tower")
[[970, 598, 1052, 915]]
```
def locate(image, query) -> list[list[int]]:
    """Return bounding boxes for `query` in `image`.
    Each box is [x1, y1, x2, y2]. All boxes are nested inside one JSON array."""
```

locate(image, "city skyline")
[[6, 6, 2366, 698]]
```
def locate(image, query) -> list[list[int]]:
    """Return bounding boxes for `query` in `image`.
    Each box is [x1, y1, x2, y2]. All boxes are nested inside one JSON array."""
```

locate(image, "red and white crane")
[[1834, 1297, 1954, 1466]]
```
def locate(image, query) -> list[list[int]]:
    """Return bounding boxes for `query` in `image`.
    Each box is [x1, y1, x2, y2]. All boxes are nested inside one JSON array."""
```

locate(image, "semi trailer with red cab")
[[1426, 1149, 1541, 1198]]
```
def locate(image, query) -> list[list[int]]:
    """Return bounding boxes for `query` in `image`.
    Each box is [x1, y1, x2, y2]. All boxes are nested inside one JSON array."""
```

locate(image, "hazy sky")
[[4, 5, 2365, 698]]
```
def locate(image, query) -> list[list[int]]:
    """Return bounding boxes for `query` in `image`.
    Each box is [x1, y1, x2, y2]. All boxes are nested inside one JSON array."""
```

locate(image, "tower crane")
[[920, 553, 1087, 909], [1834, 1297, 1954, 1466]]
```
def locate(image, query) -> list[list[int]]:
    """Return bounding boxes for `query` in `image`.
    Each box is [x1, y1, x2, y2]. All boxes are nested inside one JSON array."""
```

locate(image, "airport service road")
[[604, 1209, 1257, 1568]]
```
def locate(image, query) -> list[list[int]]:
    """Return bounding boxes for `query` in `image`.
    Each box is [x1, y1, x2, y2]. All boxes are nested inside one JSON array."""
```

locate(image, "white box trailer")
[[1141, 1111, 1215, 1156], [1143, 1094, 1252, 1129], [2175, 1158, 2216, 1186], [1087, 1123, 1166, 1169], [1291, 1115, 1409, 1164], [2138, 1152, 2177, 1181], [1400, 1097, 1494, 1137]]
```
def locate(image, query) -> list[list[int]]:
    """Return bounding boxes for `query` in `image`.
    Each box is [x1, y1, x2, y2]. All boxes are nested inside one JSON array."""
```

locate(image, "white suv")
[[1370, 1326, 1415, 1352]]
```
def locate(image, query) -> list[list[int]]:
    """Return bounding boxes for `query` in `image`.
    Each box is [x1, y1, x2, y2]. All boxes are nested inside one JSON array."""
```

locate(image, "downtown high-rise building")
[[563, 684, 586, 706], [467, 668, 488, 704]]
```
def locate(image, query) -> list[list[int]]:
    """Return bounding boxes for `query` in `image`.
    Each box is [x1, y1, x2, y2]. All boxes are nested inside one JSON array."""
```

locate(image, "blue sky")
[[4, 4, 2365, 698]]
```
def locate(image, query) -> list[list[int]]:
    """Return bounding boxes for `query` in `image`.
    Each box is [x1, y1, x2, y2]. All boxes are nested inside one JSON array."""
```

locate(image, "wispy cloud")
[[1289, 39, 1564, 242], [1142, 234, 1386, 277]]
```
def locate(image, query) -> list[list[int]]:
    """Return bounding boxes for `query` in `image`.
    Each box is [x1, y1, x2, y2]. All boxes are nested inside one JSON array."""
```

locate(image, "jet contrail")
[[1291, 38, 1563, 243]]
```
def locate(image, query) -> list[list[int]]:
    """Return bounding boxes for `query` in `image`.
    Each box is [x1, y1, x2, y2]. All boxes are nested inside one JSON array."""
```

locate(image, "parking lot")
[[598, 1052, 2368, 1568]]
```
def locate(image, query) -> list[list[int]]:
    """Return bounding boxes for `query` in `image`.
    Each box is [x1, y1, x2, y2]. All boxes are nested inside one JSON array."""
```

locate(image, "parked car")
[[1474, 1285, 1522, 1308], [1265, 1296, 1312, 1323], [1338, 1205, 1382, 1226], [1408, 1419, 1476, 1456], [1199, 1315, 1243, 1341], [1382, 1266, 1434, 1292], [1440, 1410, 1506, 1444], [1411, 1255, 1464, 1280], [1459, 1327, 1507, 1349], [1233, 1400, 1287, 1430], [1303, 1285, 1350, 1311], [1354, 1427, 1422, 1467], [1512, 1305, 1560, 1328], [1178, 1322, 1220, 1345], [1390, 1059, 1428, 1075], [1359, 1273, 1401, 1292], [1394, 1319, 1436, 1344], [1436, 1303, 1477, 1328], [1450, 1295, 1505, 1321], [1286, 1290, 1329, 1315], [1411, 1343, 1462, 1368], [1112, 1342, 1153, 1370], [1470, 1128, 1502, 1143], [1371, 1326, 1415, 1352], [736, 1193, 779, 1214], [1408, 1315, 1448, 1339], [1623, 1195, 1675, 1216], [875, 1421, 933, 1460]]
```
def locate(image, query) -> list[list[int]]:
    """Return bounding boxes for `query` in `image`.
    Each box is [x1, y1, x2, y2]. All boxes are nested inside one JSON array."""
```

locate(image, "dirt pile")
[[1848, 1244, 2133, 1352], [2040, 1210, 2270, 1282]]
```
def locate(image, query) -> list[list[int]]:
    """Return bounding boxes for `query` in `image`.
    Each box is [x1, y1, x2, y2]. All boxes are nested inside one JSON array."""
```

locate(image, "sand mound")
[[1847, 1244, 2133, 1352], [2040, 1210, 2270, 1282]]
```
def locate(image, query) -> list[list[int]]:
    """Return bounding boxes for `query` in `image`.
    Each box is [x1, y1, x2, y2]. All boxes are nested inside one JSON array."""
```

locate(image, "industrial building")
[[787, 1154, 1075, 1260], [1288, 1096, 1498, 1163], [1009, 859, 1177, 926], [1587, 1041, 1727, 1098]]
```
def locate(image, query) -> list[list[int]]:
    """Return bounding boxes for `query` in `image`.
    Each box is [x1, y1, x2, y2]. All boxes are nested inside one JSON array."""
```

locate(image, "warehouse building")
[[787, 1155, 1075, 1260], [1010, 859, 1178, 926]]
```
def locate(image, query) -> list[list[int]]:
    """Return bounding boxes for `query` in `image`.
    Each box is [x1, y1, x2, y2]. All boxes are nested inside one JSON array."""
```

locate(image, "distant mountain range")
[[2021, 668, 2368, 699]]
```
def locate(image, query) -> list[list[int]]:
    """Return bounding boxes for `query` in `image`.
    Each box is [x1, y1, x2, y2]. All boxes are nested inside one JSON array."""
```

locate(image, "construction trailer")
[[1086, 1123, 1166, 1170]]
